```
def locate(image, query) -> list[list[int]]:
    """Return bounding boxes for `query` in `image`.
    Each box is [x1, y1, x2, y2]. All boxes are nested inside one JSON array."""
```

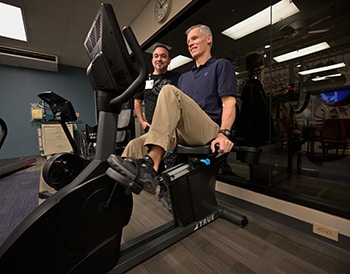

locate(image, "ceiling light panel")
[[168, 55, 192, 70], [221, 0, 300, 40], [312, 73, 342, 81], [273, 42, 330, 63], [298, 62, 346, 75], [0, 2, 27, 41]]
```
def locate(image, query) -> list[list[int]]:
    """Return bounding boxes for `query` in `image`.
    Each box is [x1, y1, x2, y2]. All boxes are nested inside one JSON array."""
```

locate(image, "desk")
[[40, 123, 74, 156]]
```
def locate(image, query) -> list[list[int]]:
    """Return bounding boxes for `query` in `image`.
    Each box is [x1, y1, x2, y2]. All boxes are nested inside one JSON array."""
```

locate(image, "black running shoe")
[[107, 154, 158, 195]]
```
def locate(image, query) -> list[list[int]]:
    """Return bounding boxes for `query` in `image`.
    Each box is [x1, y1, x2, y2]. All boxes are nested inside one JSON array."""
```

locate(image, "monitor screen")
[[84, 3, 137, 94], [320, 89, 350, 103]]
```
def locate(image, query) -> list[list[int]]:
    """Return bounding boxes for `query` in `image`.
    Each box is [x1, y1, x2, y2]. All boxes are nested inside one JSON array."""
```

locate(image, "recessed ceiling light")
[[221, 0, 300, 40], [273, 42, 330, 63], [168, 55, 192, 70], [298, 62, 345, 75], [311, 73, 342, 81], [0, 2, 27, 41]]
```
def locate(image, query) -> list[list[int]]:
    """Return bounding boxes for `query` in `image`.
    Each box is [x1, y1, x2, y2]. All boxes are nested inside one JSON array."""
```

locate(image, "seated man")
[[107, 24, 237, 194]]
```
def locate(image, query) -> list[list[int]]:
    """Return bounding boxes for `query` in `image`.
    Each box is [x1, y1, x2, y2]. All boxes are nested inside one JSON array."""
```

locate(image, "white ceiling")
[[0, 0, 150, 68]]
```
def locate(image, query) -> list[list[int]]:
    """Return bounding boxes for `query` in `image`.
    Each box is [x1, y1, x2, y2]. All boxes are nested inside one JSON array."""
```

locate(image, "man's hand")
[[140, 121, 151, 131], [210, 134, 234, 153]]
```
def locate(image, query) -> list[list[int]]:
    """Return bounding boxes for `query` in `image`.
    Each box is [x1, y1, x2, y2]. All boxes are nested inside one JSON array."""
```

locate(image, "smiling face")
[[186, 26, 212, 61], [152, 46, 171, 75]]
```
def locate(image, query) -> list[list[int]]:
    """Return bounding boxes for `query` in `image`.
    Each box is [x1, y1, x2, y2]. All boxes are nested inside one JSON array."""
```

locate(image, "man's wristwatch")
[[218, 129, 233, 141]]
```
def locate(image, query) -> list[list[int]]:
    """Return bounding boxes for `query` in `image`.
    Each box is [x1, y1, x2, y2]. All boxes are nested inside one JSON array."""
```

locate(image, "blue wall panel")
[[0, 64, 96, 158]]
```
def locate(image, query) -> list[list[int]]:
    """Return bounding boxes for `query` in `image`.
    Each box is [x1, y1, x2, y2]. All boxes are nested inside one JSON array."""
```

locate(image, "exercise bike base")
[[0, 160, 133, 274]]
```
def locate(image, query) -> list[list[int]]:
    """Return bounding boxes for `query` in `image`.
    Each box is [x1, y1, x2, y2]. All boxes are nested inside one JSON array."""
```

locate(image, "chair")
[[115, 105, 134, 154], [81, 124, 98, 159], [320, 118, 349, 158]]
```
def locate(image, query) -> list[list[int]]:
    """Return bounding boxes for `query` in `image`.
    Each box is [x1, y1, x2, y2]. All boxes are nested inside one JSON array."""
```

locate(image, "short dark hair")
[[152, 44, 171, 57]]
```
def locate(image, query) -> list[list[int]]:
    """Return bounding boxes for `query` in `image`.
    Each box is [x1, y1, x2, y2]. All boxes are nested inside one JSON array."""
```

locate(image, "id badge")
[[145, 79, 154, 89]]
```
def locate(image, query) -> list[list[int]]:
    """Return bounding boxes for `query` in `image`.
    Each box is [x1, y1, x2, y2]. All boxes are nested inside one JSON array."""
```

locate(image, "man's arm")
[[220, 95, 236, 130], [134, 98, 150, 130], [211, 95, 236, 153]]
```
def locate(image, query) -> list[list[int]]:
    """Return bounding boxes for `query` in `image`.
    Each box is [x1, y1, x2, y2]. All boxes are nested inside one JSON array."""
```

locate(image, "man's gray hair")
[[185, 24, 213, 47], [185, 24, 212, 36]]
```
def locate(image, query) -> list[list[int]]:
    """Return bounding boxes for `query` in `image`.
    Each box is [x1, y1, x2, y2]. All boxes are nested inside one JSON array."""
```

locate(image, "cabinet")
[[40, 123, 74, 156]]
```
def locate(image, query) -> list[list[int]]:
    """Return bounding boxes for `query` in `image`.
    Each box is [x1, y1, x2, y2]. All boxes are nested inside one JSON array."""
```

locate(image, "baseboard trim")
[[216, 182, 350, 251]]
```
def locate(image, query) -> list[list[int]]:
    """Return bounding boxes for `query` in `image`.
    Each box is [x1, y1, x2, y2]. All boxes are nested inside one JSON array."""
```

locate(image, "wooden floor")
[[122, 192, 349, 274], [26, 157, 350, 273]]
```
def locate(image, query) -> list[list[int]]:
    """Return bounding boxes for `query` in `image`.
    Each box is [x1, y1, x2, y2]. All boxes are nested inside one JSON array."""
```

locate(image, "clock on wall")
[[154, 0, 172, 23]]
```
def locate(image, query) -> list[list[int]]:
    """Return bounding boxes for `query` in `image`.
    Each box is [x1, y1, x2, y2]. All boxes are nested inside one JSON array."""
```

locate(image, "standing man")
[[134, 45, 180, 205], [107, 24, 237, 195], [134, 45, 180, 132]]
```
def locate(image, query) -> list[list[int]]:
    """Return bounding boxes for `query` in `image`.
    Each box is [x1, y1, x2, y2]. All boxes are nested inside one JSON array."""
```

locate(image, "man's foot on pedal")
[[107, 154, 158, 195]]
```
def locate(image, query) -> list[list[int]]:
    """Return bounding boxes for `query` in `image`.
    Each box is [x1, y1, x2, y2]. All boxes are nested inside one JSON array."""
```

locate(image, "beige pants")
[[122, 85, 219, 158]]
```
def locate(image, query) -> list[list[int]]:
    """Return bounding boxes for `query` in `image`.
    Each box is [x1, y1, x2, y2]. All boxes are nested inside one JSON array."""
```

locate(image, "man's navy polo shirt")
[[177, 58, 237, 125]]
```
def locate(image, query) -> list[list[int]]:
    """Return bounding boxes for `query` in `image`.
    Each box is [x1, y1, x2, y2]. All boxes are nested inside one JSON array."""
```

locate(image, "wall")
[[217, 182, 350, 240], [0, 0, 194, 159], [130, 0, 192, 45], [0, 64, 96, 158]]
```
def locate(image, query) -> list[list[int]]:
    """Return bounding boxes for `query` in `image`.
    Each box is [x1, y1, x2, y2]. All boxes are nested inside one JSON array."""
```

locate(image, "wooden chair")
[[320, 119, 349, 158]]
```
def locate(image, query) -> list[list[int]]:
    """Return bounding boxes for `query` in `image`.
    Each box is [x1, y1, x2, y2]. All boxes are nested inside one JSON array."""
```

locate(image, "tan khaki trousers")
[[122, 85, 219, 158]]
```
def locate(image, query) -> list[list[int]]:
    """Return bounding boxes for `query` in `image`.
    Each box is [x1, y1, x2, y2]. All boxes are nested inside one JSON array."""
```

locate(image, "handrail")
[[0, 117, 8, 149], [109, 26, 148, 108]]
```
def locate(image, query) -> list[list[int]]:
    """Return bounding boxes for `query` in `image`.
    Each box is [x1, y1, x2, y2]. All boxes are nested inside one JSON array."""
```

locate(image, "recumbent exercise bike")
[[0, 4, 248, 273]]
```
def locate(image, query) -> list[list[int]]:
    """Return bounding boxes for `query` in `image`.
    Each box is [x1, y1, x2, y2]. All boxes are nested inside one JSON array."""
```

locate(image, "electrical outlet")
[[313, 223, 338, 241]]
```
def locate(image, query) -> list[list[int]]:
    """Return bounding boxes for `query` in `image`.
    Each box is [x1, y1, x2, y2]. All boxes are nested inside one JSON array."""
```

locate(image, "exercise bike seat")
[[176, 144, 212, 155], [176, 143, 261, 165]]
